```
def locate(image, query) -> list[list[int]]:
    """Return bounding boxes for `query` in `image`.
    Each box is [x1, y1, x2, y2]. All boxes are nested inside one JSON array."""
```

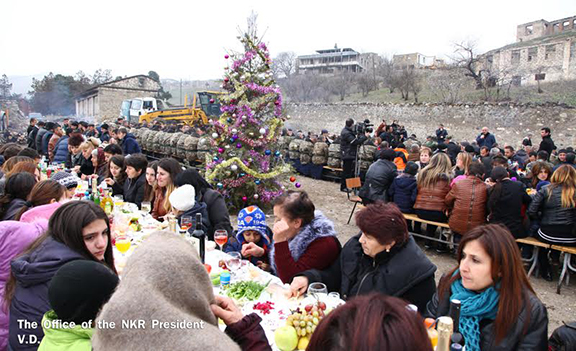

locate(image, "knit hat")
[[51, 171, 79, 189], [404, 161, 419, 176], [169, 184, 196, 212], [236, 206, 270, 245], [464, 145, 476, 153], [48, 260, 119, 324]]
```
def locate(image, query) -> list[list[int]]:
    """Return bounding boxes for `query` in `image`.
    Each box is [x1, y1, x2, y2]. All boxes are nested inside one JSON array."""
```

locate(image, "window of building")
[[535, 73, 546, 81], [511, 50, 521, 64], [553, 23, 560, 33], [525, 25, 533, 35], [563, 21, 570, 28], [527, 47, 538, 62], [545, 44, 556, 59], [512, 76, 522, 86]]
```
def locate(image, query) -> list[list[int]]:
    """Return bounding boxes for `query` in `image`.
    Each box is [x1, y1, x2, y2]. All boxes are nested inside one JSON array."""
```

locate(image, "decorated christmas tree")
[[205, 17, 290, 212]]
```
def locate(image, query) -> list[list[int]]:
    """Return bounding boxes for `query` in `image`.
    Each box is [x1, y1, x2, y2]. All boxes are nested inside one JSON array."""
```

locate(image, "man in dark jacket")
[[538, 127, 555, 160], [479, 146, 493, 177], [99, 123, 111, 143], [435, 124, 448, 144], [358, 148, 397, 204], [34, 122, 49, 152], [117, 127, 141, 155], [378, 125, 395, 147], [445, 136, 460, 164], [26, 118, 37, 136], [41, 122, 57, 157], [476, 126, 496, 149], [27, 121, 42, 150], [340, 119, 369, 192]]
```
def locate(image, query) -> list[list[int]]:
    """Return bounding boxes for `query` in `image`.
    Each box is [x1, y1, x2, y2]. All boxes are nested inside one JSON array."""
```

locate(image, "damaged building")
[[296, 46, 379, 74], [392, 53, 445, 70], [75, 75, 160, 122], [480, 15, 576, 86]]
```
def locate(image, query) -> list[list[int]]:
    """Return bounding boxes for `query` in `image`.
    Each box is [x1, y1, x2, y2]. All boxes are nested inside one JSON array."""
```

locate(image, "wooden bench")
[[323, 166, 343, 172], [402, 213, 454, 247], [550, 245, 576, 294], [516, 237, 551, 278]]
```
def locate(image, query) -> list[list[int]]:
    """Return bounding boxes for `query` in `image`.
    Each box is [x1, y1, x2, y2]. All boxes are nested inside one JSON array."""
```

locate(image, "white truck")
[[119, 98, 167, 123]]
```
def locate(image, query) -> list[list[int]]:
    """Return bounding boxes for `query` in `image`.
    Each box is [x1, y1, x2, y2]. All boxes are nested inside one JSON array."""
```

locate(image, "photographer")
[[340, 119, 370, 192]]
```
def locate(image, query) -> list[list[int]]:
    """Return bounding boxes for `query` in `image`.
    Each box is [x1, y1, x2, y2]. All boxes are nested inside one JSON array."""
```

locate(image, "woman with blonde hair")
[[451, 152, 474, 186], [74, 137, 102, 178], [528, 164, 576, 280], [414, 152, 452, 247], [416, 146, 432, 170]]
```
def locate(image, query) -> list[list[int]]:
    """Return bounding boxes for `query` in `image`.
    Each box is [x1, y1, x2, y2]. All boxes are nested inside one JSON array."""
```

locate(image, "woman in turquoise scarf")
[[426, 224, 548, 351]]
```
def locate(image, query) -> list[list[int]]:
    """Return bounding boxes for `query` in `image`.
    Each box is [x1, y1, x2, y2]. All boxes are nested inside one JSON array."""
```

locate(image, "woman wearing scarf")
[[270, 191, 340, 284], [426, 224, 548, 351]]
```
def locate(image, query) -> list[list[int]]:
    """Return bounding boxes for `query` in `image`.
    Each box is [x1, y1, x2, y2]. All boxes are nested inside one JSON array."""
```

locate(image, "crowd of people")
[[0, 115, 574, 351]]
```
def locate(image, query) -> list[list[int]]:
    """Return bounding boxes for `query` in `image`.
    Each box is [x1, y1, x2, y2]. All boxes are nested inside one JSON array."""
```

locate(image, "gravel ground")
[[260, 175, 576, 334]]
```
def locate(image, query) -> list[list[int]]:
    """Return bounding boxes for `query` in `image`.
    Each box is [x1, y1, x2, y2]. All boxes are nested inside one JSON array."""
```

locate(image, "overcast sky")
[[1, 0, 575, 91]]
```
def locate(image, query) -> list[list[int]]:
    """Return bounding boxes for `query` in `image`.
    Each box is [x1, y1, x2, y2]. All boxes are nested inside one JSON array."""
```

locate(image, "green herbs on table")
[[225, 281, 269, 301]]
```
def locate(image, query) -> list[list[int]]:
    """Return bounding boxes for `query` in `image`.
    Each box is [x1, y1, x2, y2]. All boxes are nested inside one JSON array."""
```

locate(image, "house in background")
[[76, 75, 160, 122], [296, 45, 379, 74]]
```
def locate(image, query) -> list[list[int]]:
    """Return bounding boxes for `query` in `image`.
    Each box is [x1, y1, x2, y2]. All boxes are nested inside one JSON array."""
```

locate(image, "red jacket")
[[274, 236, 340, 283]]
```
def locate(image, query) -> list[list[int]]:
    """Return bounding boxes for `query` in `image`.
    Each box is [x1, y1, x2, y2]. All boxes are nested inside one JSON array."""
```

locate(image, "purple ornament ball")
[[295, 182, 301, 188], [236, 143, 242, 149]]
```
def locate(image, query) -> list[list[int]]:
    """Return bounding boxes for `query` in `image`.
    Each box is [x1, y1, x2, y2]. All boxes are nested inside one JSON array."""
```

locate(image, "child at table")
[[225, 205, 272, 271]]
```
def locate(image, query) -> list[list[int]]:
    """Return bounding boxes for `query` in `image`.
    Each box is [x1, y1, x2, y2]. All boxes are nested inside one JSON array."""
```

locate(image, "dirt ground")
[[267, 175, 576, 334]]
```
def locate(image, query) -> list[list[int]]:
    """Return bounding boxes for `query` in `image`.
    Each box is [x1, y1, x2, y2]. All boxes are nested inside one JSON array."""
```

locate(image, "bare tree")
[[428, 66, 474, 103], [328, 70, 356, 101], [273, 52, 297, 78], [452, 40, 484, 90]]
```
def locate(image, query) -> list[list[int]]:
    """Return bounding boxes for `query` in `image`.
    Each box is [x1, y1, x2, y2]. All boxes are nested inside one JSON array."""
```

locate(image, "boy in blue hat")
[[225, 205, 272, 271]]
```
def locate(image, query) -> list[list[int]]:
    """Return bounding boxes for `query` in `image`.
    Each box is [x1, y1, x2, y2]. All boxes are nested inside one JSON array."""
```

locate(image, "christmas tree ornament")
[[212, 132, 219, 138], [240, 173, 246, 177], [265, 150, 271, 155], [249, 132, 254, 137], [255, 180, 261, 185], [225, 54, 229, 59], [274, 151, 281, 157], [217, 183, 224, 188], [218, 148, 224, 153], [232, 129, 238, 134], [259, 128, 266, 135], [254, 194, 259, 199], [210, 99, 215, 104], [213, 156, 219, 161], [232, 113, 237, 118], [295, 183, 301, 188], [231, 164, 238, 171], [242, 196, 248, 202], [236, 143, 242, 149], [224, 77, 229, 82], [225, 145, 230, 149], [289, 176, 296, 182], [227, 118, 233, 123]]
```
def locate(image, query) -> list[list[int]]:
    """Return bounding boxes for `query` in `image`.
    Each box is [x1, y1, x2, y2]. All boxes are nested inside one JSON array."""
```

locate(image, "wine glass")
[[308, 282, 328, 296], [226, 252, 242, 276], [141, 201, 151, 213], [181, 216, 192, 232], [214, 229, 228, 251], [115, 235, 131, 258], [113, 195, 124, 212]]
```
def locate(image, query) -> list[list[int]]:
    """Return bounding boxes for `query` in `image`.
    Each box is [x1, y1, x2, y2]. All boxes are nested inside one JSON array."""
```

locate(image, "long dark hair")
[[487, 166, 509, 218], [15, 180, 65, 221], [174, 168, 212, 197], [107, 155, 127, 186], [307, 293, 432, 351], [4, 201, 117, 309], [144, 161, 158, 202], [0, 172, 36, 219], [156, 158, 182, 212], [437, 224, 534, 344]]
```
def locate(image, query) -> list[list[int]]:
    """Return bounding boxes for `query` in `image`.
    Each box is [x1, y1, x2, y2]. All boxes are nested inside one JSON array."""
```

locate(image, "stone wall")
[[284, 102, 576, 148]]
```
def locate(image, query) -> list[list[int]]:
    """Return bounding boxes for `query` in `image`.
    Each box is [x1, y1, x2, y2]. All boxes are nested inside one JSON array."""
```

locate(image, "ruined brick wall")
[[285, 102, 576, 148]]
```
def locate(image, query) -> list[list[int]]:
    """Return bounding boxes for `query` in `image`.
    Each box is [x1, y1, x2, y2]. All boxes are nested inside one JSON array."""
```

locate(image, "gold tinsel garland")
[[205, 156, 290, 183]]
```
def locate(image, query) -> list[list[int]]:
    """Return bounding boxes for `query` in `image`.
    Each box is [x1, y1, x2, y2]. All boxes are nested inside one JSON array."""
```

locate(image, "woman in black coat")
[[175, 168, 233, 240], [123, 154, 148, 209], [290, 202, 436, 312], [426, 224, 548, 351]]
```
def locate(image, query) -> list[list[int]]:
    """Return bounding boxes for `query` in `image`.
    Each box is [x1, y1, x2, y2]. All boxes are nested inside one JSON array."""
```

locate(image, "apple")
[[274, 326, 298, 351]]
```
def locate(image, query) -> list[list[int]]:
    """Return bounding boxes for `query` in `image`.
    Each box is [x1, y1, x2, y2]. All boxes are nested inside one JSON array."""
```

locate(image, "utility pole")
[[180, 79, 183, 105]]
